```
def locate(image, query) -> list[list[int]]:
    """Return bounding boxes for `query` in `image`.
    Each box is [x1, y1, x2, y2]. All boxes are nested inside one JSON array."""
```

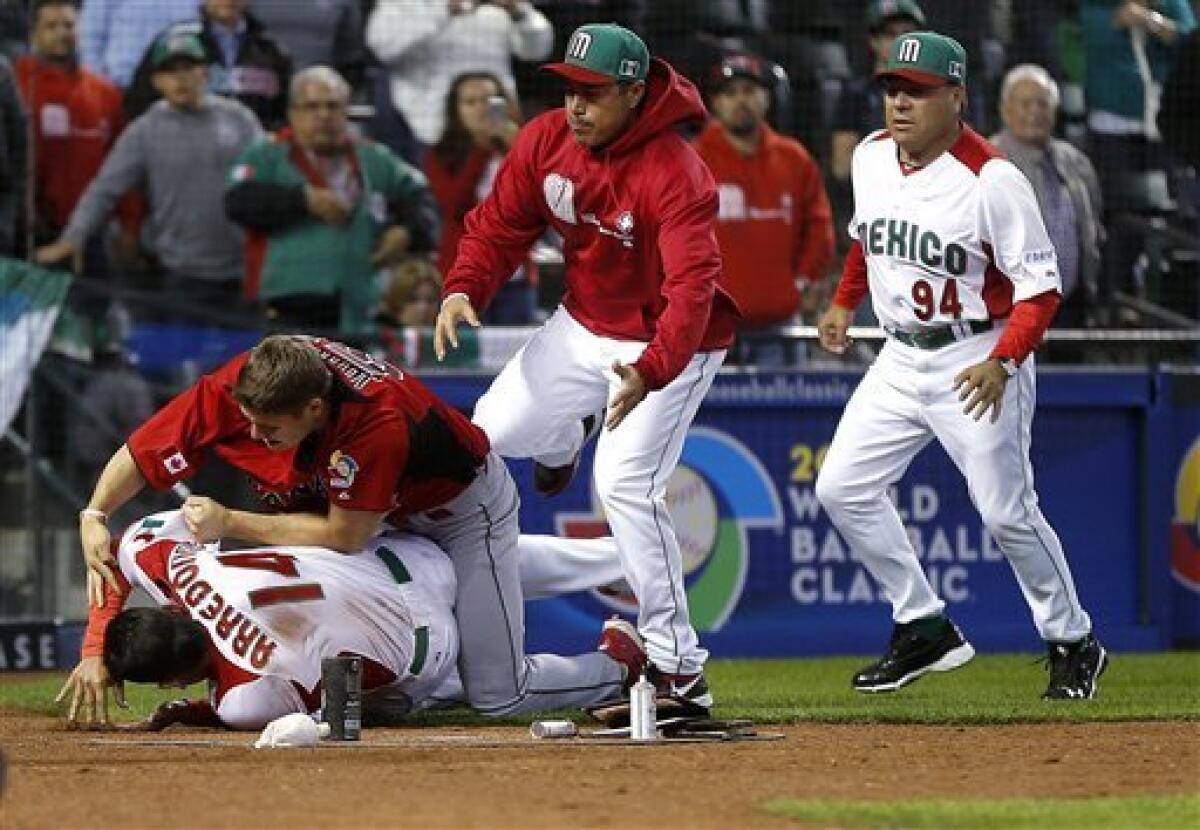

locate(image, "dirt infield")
[[0, 710, 1196, 829]]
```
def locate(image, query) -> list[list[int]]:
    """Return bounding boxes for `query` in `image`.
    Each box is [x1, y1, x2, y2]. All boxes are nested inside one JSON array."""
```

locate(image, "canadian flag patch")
[[231, 163, 254, 182], [163, 451, 189, 475]]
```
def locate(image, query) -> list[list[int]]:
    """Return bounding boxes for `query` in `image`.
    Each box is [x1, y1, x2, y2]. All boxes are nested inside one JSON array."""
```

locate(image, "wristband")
[[80, 508, 108, 522]]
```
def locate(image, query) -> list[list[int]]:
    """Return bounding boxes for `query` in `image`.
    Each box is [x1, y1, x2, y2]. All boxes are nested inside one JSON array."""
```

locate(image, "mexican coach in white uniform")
[[816, 32, 1107, 700]]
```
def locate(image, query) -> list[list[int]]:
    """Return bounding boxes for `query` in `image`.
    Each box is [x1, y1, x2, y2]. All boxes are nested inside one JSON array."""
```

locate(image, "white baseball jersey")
[[815, 124, 1094, 648], [849, 127, 1061, 331], [115, 511, 458, 728]]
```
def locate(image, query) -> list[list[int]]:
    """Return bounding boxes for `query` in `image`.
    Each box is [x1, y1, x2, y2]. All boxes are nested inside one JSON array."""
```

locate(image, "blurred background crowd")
[[0, 1, 1197, 604]]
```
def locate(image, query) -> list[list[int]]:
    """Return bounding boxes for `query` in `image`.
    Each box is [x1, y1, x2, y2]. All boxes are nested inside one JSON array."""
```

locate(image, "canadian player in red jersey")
[[72, 335, 646, 723]]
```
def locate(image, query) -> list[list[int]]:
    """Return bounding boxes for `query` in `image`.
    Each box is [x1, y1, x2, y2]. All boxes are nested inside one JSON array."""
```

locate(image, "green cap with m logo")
[[541, 23, 650, 85], [877, 31, 967, 88]]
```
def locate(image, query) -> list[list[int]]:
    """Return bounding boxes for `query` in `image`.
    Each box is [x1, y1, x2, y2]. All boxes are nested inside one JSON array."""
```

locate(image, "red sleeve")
[[792, 152, 835, 281], [631, 148, 723, 391], [426, 149, 491, 223], [443, 125, 547, 310], [81, 567, 132, 658], [321, 413, 409, 513], [833, 241, 869, 310], [126, 355, 248, 490], [990, 290, 1061, 364]]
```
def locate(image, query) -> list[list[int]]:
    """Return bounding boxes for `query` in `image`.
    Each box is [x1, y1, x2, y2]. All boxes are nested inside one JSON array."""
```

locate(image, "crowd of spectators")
[[0, 0, 1196, 373]]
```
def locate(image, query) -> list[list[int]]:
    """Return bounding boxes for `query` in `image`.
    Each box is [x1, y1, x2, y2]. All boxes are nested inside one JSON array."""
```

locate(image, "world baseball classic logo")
[[1172, 437, 1200, 592], [556, 427, 783, 631]]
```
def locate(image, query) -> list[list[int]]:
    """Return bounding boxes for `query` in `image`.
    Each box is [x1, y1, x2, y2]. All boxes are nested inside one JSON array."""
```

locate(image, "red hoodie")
[[444, 59, 740, 391]]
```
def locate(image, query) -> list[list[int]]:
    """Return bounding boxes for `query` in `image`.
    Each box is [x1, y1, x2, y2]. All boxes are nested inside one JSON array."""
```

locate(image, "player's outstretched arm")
[[80, 445, 146, 607], [185, 496, 385, 553]]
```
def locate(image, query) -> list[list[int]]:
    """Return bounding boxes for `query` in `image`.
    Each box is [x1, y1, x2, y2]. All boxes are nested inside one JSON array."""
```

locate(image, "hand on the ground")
[[56, 656, 127, 729], [606, 362, 647, 430], [371, 226, 411, 266], [433, 294, 480, 361], [304, 186, 352, 225], [182, 495, 230, 543], [953, 358, 1009, 423], [34, 239, 83, 273], [817, 305, 853, 354], [80, 511, 119, 608]]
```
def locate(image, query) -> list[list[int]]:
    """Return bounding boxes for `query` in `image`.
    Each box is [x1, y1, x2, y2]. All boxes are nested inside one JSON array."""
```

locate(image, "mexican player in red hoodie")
[[435, 23, 739, 712]]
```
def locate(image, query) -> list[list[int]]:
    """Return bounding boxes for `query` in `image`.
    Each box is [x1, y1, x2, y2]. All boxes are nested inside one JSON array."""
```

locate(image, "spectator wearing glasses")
[[225, 66, 439, 336]]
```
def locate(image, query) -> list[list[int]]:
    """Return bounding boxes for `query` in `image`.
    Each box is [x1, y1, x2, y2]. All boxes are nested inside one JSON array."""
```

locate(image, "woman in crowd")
[[425, 72, 519, 276]]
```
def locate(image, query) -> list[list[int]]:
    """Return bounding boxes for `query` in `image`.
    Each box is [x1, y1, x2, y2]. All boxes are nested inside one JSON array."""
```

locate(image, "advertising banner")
[[428, 369, 1174, 657]]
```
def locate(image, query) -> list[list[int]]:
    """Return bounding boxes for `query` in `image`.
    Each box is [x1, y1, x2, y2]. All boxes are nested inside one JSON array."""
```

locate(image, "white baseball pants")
[[815, 326, 1093, 643], [475, 306, 725, 675]]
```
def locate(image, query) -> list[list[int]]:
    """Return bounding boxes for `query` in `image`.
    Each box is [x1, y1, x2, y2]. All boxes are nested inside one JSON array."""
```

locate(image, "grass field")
[[3, 651, 1198, 724], [764, 794, 1200, 829]]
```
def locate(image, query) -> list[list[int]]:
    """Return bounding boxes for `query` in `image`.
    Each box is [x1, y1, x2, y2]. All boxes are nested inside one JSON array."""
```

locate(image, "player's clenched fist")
[[182, 495, 231, 542], [433, 294, 481, 361], [817, 305, 853, 354]]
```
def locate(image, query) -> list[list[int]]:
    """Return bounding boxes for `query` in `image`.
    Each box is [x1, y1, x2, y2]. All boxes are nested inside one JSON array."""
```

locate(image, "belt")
[[887, 319, 993, 350]]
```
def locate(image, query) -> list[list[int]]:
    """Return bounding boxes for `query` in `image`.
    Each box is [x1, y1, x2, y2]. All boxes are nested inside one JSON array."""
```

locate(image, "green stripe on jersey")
[[409, 626, 429, 675], [375, 546, 412, 584]]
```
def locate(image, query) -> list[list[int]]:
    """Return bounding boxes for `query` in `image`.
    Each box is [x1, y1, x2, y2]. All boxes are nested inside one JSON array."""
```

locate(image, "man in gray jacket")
[[37, 31, 260, 314], [992, 64, 1104, 328]]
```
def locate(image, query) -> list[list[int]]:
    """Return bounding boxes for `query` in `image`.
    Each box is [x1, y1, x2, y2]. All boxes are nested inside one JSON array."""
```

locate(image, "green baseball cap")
[[876, 31, 967, 88], [149, 31, 206, 70], [541, 23, 649, 85], [867, 0, 926, 33]]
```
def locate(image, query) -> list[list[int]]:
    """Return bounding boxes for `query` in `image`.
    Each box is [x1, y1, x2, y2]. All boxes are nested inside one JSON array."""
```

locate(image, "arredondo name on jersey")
[[857, 218, 969, 275], [167, 545, 279, 670]]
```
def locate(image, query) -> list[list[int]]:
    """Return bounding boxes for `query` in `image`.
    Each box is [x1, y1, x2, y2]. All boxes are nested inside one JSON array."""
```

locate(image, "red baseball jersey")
[[126, 338, 490, 521], [444, 58, 740, 391]]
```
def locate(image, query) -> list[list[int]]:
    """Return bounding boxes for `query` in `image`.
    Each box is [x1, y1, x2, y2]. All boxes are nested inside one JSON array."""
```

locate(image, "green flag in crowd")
[[0, 258, 72, 435]]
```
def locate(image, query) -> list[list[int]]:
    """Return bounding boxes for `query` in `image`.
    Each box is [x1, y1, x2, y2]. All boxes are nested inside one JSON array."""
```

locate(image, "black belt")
[[888, 319, 993, 350]]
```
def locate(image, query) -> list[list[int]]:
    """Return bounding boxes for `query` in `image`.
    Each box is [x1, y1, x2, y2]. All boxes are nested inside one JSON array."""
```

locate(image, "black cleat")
[[852, 615, 975, 693], [650, 667, 714, 716], [1042, 633, 1108, 700], [532, 413, 601, 496]]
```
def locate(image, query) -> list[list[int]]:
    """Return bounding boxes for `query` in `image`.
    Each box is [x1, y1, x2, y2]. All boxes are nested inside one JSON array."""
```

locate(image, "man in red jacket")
[[16, 0, 134, 268], [693, 52, 835, 365], [435, 23, 738, 713]]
